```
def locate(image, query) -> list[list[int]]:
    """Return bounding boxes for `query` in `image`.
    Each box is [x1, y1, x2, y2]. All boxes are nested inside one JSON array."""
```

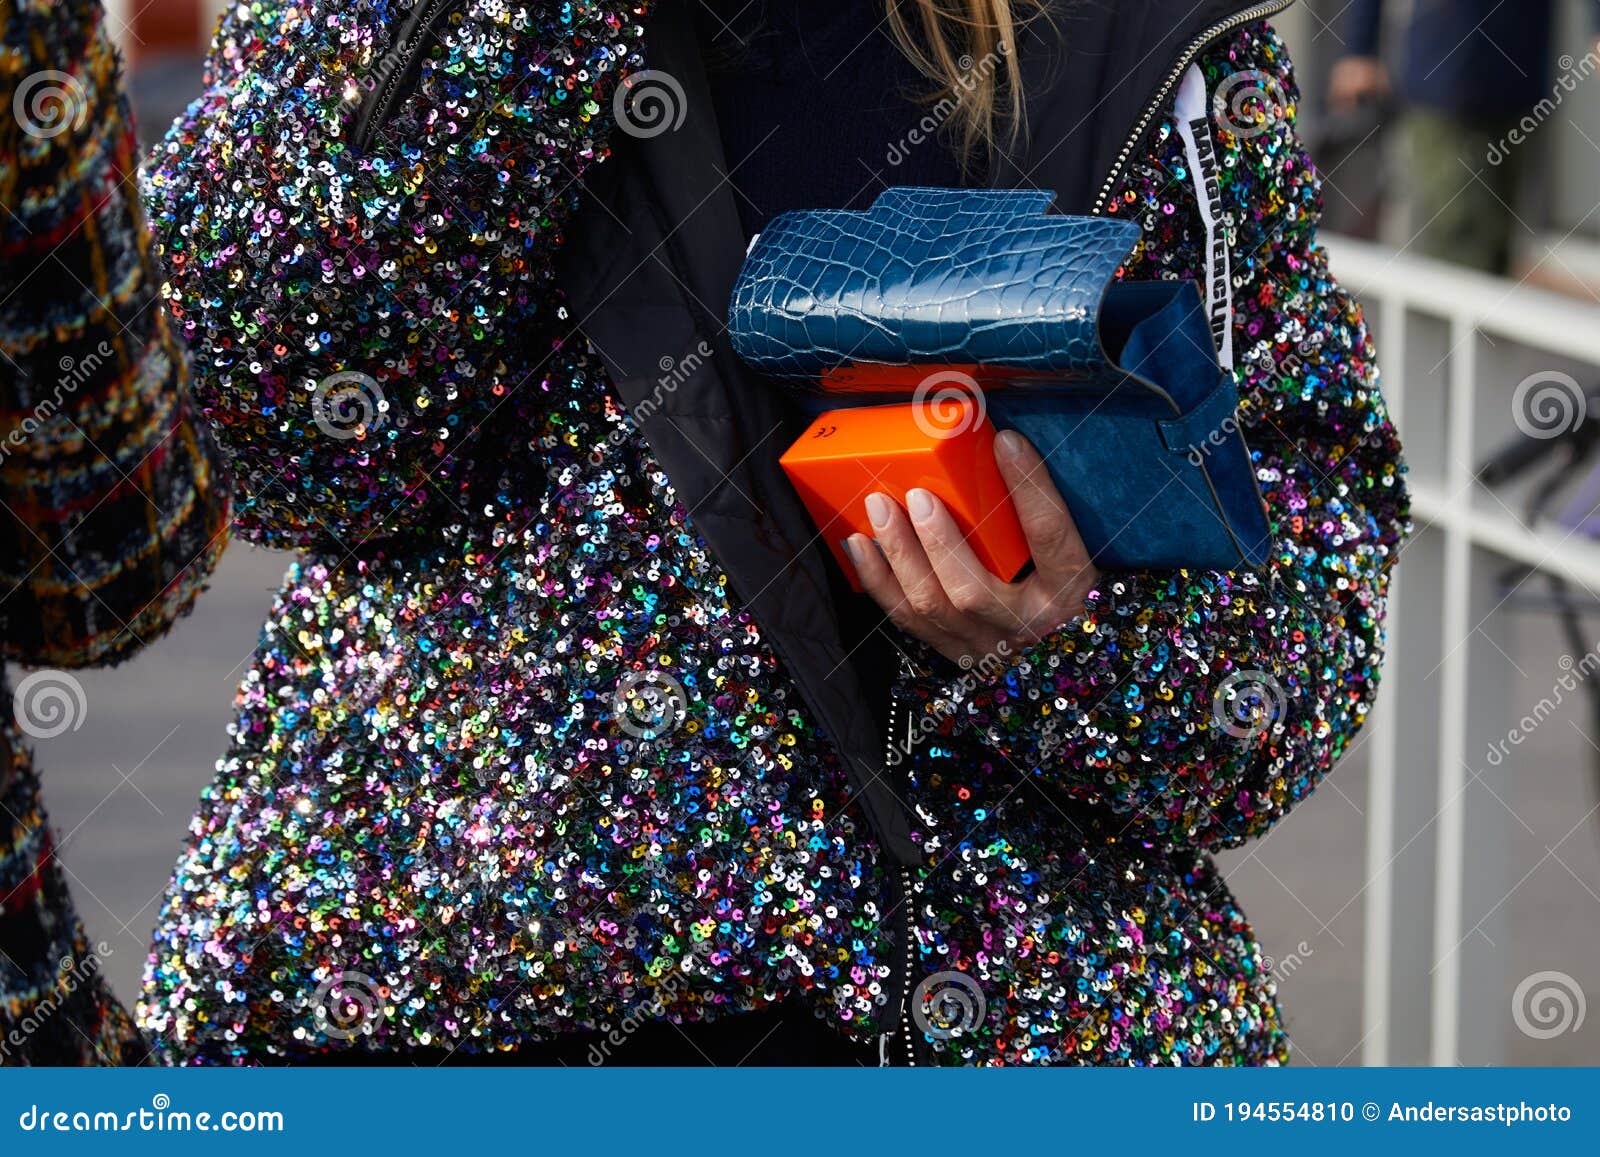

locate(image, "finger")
[[864, 492, 970, 639], [993, 430, 1094, 593], [846, 534, 970, 658], [903, 487, 1021, 632]]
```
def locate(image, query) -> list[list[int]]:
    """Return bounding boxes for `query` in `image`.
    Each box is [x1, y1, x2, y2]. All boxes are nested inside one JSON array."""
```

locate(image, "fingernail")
[[906, 488, 935, 522], [865, 493, 892, 530], [995, 429, 1026, 461], [842, 536, 863, 565]]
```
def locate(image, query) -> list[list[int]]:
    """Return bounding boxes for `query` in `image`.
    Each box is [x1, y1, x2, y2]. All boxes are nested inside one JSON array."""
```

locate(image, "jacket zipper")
[[350, 0, 460, 149], [879, 669, 920, 1067], [1088, 0, 1298, 215], [874, 0, 1302, 1066]]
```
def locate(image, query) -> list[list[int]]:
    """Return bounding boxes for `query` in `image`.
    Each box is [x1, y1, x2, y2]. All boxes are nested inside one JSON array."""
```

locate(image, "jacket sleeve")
[[0, 0, 229, 668], [141, 1, 650, 550], [905, 24, 1410, 849]]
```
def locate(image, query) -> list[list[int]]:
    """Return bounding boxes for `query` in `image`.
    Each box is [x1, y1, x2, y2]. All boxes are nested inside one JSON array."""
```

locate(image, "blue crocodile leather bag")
[[727, 187, 1272, 572]]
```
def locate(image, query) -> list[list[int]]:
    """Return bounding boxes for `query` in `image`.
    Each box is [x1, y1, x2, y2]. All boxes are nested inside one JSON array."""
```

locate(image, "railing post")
[[1361, 295, 1408, 1067], [1428, 317, 1476, 1065]]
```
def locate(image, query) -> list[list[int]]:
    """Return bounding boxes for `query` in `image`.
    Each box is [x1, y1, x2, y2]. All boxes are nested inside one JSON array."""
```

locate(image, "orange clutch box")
[[778, 394, 1029, 592]]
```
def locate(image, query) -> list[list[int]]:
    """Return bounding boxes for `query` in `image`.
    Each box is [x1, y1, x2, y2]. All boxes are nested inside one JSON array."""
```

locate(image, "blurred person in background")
[[0, 0, 229, 1064], [1330, 0, 1600, 275]]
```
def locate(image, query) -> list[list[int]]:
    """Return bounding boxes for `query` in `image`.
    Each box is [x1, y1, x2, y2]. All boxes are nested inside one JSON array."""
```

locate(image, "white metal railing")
[[1328, 236, 1600, 1066]]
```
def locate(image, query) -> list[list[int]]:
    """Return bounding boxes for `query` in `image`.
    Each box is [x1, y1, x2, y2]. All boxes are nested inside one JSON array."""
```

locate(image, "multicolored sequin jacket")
[[134, 0, 1407, 1065], [1, 0, 230, 1065]]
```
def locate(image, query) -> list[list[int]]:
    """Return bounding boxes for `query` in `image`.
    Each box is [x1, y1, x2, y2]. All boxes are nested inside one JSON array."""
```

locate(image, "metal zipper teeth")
[[880, 687, 906, 1066], [1089, 0, 1298, 216], [901, 862, 916, 1067], [878, 668, 920, 1067], [877, 2, 1301, 1067], [353, 0, 457, 148]]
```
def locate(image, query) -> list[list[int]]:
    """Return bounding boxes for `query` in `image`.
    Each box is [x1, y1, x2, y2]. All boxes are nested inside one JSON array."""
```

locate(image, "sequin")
[[136, 11, 1407, 1067]]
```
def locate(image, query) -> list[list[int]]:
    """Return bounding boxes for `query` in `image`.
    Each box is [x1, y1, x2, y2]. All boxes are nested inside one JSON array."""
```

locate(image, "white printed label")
[[1174, 64, 1234, 372]]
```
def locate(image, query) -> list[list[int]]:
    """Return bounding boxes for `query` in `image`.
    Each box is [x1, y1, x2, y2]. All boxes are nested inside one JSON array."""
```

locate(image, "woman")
[[136, 0, 1407, 1065], [1, 0, 230, 1064]]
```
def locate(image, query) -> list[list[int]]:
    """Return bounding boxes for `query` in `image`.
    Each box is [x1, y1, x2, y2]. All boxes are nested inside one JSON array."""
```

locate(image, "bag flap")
[[729, 187, 1142, 378]]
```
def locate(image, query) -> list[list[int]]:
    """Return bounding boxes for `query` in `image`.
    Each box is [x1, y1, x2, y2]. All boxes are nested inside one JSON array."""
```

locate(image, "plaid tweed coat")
[[1, 0, 228, 1065]]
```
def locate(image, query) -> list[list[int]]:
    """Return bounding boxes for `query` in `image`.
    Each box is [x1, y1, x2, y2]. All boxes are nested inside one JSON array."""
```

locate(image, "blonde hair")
[[884, 0, 1046, 158]]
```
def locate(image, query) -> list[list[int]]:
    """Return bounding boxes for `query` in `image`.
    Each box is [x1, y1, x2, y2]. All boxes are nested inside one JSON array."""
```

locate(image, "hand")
[[847, 429, 1100, 667], [1327, 55, 1390, 111]]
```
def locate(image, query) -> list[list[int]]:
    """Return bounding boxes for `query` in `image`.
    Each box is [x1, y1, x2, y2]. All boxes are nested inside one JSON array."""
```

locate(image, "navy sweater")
[[694, 0, 969, 239], [1344, 0, 1598, 122]]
